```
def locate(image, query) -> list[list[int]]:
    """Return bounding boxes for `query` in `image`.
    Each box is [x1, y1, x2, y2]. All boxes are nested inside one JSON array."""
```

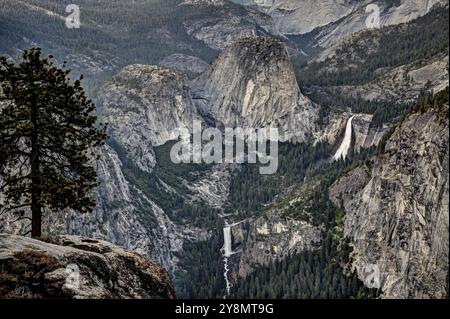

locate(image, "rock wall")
[[330, 99, 449, 298]]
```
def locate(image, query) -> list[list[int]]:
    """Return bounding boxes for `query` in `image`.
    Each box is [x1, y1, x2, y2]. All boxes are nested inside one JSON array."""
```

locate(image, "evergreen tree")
[[0, 48, 107, 238]]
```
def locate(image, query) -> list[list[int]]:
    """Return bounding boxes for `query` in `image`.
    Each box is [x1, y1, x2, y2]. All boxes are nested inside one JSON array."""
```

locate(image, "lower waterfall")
[[222, 225, 234, 296]]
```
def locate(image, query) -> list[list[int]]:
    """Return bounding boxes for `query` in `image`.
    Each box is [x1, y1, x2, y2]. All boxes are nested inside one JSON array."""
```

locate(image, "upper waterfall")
[[334, 116, 354, 161]]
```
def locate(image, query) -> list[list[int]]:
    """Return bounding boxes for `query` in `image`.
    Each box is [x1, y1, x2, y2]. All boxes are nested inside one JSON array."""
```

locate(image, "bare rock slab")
[[0, 234, 176, 299]]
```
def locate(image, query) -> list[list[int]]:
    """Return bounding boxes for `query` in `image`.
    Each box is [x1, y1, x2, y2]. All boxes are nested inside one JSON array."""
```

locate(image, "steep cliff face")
[[236, 0, 448, 47], [0, 234, 175, 299], [192, 37, 318, 141], [330, 91, 449, 298], [99, 65, 202, 172]]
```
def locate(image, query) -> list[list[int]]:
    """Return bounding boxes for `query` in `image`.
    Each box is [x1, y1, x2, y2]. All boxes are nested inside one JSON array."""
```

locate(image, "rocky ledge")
[[0, 234, 176, 299]]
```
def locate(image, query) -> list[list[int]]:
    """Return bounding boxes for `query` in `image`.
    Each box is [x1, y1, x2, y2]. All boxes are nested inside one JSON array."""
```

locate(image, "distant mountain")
[[233, 0, 448, 37], [2, 0, 444, 87], [0, 0, 276, 87]]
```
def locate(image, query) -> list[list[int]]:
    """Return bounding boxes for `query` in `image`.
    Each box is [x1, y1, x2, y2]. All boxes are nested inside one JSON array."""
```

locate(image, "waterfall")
[[222, 225, 234, 296], [223, 226, 233, 257], [334, 116, 354, 161]]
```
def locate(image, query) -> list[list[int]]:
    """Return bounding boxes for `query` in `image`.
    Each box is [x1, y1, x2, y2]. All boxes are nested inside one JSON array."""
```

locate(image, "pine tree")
[[0, 48, 107, 238]]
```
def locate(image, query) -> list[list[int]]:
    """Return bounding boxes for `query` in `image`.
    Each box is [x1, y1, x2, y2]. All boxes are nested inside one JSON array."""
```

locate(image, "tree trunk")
[[30, 100, 41, 239], [31, 198, 42, 238]]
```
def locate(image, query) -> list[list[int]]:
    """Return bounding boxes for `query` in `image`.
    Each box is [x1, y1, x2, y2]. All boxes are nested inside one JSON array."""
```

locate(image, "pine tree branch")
[[0, 203, 32, 216], [1, 186, 33, 196], [11, 216, 32, 223], [22, 226, 32, 237], [0, 174, 31, 190], [0, 118, 33, 127]]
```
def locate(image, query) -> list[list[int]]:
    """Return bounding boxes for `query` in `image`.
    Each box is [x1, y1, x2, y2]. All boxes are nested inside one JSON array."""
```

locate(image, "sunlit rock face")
[[191, 37, 318, 142]]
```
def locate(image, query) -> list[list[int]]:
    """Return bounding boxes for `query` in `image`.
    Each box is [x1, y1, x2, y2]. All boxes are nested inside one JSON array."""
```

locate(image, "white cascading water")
[[223, 225, 234, 296], [223, 226, 233, 257], [333, 116, 354, 161]]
